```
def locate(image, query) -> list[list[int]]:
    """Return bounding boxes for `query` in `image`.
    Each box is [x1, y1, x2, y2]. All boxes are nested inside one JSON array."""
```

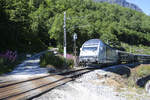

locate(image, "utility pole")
[[73, 33, 77, 67], [64, 11, 67, 58]]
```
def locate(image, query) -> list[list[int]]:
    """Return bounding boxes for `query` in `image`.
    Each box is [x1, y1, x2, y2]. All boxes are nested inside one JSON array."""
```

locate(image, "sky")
[[126, 0, 150, 15]]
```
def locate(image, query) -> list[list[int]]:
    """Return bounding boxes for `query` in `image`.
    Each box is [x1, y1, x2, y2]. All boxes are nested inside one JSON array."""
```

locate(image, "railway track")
[[0, 67, 96, 100]]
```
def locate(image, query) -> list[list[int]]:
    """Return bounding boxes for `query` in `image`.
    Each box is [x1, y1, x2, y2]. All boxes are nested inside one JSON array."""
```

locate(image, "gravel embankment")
[[33, 65, 150, 100]]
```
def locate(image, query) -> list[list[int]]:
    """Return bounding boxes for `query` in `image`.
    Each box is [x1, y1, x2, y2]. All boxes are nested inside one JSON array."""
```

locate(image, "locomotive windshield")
[[82, 46, 97, 51]]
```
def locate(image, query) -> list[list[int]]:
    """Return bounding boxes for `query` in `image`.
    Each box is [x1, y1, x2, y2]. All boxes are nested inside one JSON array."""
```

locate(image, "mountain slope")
[[94, 0, 143, 12]]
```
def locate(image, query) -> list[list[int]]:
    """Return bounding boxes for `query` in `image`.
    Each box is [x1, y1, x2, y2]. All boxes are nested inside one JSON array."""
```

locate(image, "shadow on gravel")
[[102, 62, 150, 87], [104, 65, 131, 77], [125, 63, 140, 68], [102, 62, 145, 78], [137, 75, 150, 87]]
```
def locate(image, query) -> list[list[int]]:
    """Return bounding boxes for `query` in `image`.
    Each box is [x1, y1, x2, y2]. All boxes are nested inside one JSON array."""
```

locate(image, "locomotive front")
[[79, 39, 100, 65]]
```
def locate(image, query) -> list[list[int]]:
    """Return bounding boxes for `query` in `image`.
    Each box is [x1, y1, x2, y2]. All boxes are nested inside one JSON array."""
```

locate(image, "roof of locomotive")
[[82, 39, 115, 49], [83, 39, 103, 45]]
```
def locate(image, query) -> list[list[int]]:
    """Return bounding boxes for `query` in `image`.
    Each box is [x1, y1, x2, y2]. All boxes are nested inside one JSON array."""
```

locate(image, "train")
[[79, 39, 150, 66]]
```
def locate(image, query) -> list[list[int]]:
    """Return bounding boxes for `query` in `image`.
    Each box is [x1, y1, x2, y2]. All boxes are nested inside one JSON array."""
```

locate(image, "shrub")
[[0, 53, 26, 75], [40, 51, 74, 69]]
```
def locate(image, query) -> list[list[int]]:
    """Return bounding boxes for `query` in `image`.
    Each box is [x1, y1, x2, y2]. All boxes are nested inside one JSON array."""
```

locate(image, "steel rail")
[[0, 67, 96, 100]]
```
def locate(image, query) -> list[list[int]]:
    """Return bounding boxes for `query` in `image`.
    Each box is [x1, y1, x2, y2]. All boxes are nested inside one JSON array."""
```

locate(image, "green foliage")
[[40, 51, 74, 69], [136, 65, 150, 77], [1, 0, 150, 53], [0, 57, 14, 74], [0, 55, 26, 75], [121, 42, 150, 55]]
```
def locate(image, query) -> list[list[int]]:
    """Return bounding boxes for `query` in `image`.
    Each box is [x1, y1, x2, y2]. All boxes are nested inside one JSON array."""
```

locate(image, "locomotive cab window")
[[82, 47, 97, 51]]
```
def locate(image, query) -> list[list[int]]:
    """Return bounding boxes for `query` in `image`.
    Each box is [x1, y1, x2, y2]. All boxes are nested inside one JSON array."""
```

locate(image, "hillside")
[[0, 0, 150, 54], [94, 0, 143, 12]]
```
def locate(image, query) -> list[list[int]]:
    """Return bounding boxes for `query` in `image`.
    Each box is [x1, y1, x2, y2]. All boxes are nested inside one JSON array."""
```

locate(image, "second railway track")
[[0, 67, 96, 100]]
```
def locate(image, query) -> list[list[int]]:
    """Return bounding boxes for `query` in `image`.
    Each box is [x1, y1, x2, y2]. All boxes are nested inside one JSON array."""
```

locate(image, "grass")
[[121, 42, 150, 55], [40, 51, 74, 69], [136, 65, 150, 77]]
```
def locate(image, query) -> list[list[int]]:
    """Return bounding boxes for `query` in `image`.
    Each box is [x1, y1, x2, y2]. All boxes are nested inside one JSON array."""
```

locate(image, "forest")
[[0, 0, 150, 54]]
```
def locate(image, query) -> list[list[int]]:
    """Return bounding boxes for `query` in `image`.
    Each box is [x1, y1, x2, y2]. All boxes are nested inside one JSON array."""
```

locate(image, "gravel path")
[[0, 51, 50, 82], [9, 50, 49, 75]]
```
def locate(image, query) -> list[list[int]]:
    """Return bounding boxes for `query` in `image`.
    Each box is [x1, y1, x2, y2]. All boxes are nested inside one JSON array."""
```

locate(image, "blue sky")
[[126, 0, 150, 15]]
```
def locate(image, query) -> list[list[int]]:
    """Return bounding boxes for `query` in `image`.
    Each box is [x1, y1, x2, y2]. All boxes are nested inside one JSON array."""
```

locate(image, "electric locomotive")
[[79, 39, 119, 65]]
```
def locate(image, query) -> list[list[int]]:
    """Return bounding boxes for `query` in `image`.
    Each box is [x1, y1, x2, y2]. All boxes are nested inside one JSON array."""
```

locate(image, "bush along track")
[[40, 51, 74, 70], [0, 51, 26, 75]]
